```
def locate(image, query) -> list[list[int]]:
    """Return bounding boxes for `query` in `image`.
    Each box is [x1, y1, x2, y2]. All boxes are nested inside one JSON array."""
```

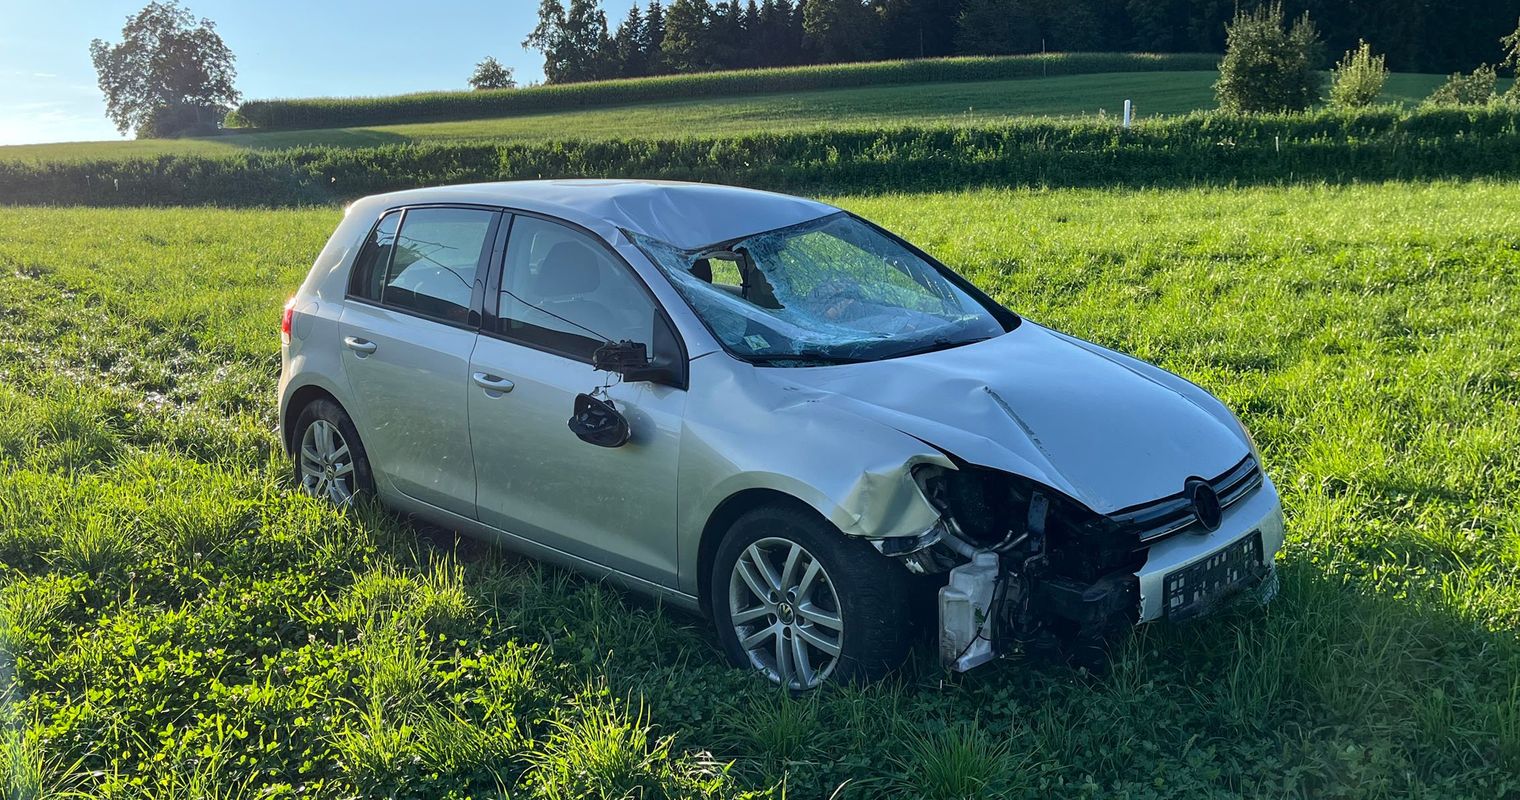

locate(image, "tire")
[[292, 399, 375, 506], [710, 503, 920, 689]]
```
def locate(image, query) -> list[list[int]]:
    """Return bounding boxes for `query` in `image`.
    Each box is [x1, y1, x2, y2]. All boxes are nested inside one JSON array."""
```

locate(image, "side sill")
[[382, 492, 703, 614]]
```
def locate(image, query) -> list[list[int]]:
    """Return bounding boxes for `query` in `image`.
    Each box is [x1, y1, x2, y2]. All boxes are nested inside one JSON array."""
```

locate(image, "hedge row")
[[5, 108, 1517, 207], [235, 52, 1221, 131]]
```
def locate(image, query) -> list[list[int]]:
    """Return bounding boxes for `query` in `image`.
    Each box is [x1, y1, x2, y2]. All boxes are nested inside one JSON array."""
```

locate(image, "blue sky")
[[0, 0, 629, 145]]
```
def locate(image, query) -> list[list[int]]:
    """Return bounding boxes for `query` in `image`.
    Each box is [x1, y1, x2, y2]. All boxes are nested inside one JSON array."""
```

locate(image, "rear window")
[[348, 210, 399, 302], [347, 207, 496, 325], [383, 208, 495, 323]]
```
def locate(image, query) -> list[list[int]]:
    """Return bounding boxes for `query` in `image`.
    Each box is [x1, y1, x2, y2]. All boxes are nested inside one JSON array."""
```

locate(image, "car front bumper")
[[1133, 474, 1285, 623]]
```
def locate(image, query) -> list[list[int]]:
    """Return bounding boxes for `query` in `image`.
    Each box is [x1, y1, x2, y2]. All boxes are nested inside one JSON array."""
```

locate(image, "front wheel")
[[710, 504, 919, 690], [292, 399, 374, 506]]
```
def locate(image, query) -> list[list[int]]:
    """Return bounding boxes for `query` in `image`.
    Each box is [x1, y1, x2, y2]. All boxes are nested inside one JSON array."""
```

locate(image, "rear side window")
[[383, 208, 496, 324], [348, 210, 400, 302]]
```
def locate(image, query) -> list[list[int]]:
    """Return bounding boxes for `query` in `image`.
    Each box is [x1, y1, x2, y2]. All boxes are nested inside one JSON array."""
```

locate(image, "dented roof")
[[352, 179, 840, 250]]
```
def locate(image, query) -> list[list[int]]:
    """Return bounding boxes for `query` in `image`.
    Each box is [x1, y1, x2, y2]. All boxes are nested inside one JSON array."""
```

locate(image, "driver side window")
[[497, 215, 658, 361]]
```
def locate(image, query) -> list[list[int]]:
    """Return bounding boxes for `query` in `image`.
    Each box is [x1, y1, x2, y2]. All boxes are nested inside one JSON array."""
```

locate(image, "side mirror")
[[593, 340, 650, 374], [568, 392, 630, 448], [592, 339, 680, 385]]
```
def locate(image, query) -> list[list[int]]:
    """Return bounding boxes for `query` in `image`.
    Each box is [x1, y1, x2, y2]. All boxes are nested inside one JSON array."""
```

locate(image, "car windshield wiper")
[[884, 336, 993, 360], [741, 351, 867, 366]]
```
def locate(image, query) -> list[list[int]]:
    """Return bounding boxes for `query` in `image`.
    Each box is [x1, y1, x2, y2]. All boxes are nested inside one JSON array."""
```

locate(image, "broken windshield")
[[631, 213, 1007, 365]]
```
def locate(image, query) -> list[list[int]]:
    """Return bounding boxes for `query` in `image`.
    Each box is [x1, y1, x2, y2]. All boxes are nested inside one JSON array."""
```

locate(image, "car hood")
[[764, 323, 1249, 514]]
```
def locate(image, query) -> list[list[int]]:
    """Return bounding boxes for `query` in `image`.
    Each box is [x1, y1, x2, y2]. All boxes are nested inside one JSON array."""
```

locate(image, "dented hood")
[[765, 323, 1249, 514]]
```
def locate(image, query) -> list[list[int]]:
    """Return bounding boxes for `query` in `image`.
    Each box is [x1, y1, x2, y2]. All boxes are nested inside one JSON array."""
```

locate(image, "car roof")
[[351, 179, 841, 251]]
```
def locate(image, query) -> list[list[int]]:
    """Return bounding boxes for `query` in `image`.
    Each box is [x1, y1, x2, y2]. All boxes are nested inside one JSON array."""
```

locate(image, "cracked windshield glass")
[[634, 213, 1007, 364]]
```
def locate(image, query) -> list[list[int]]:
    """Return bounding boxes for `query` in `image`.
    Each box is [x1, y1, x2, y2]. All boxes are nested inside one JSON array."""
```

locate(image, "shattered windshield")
[[631, 213, 1007, 365]]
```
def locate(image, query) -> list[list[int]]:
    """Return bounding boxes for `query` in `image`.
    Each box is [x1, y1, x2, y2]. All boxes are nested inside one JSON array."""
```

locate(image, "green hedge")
[[5, 108, 1517, 207], [236, 52, 1221, 131]]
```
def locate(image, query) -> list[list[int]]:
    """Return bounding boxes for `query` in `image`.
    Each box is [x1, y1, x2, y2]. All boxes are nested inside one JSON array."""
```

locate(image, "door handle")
[[343, 336, 377, 355], [472, 372, 515, 393]]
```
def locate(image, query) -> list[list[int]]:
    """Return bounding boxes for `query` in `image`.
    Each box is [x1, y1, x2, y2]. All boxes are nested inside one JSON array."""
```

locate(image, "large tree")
[[612, 3, 649, 77], [954, 0, 1038, 55], [525, 0, 614, 83], [662, 0, 713, 73], [801, 0, 881, 63], [89, 1, 238, 138]]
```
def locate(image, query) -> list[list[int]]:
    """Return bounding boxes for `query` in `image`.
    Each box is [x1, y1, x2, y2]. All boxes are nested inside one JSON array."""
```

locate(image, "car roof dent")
[[354, 179, 840, 251]]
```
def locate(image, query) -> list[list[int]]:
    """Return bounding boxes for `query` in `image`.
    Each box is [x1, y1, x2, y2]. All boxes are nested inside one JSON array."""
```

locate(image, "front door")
[[338, 206, 500, 517], [467, 214, 686, 586]]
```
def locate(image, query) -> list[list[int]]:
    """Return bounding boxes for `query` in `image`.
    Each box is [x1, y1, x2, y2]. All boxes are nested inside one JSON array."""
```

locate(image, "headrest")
[[690, 258, 713, 283], [531, 240, 603, 297]]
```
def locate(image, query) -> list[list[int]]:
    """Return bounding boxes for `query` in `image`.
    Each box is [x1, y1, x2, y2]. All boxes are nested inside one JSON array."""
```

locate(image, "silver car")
[[279, 180, 1284, 689]]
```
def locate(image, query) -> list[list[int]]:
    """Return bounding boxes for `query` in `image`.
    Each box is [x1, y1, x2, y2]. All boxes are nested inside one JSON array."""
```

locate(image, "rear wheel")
[[293, 399, 374, 506], [710, 504, 919, 690]]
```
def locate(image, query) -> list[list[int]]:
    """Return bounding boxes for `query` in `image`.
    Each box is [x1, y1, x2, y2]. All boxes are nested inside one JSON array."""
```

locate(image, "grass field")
[[2, 181, 1519, 798], [0, 71, 1471, 163]]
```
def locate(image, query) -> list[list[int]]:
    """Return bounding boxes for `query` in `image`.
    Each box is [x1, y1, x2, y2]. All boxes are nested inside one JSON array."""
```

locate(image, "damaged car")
[[279, 179, 1284, 690]]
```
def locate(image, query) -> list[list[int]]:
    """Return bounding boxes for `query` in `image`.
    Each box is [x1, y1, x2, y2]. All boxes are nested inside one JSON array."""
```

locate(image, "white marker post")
[[1123, 99, 1133, 129]]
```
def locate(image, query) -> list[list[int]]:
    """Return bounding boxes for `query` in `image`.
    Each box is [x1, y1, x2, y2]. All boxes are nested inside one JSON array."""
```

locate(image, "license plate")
[[1163, 531, 1263, 618]]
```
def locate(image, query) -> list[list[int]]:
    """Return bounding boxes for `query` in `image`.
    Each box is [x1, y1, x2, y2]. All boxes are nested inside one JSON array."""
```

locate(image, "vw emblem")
[[1185, 478, 1222, 532]]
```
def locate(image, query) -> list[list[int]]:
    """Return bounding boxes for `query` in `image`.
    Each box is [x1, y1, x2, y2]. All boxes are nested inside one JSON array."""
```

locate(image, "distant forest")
[[524, 0, 1520, 84]]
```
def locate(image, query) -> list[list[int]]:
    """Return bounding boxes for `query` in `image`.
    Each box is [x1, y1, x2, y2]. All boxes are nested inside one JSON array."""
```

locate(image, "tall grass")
[[237, 52, 1221, 130]]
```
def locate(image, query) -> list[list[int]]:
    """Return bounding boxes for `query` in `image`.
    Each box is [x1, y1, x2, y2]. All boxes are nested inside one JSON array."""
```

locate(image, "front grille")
[[1109, 455, 1263, 543]]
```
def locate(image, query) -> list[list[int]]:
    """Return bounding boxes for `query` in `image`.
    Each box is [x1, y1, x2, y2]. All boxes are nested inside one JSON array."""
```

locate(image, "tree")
[[612, 3, 648, 76], [562, 0, 615, 81], [1502, 17, 1520, 103], [1213, 3, 1324, 113], [643, 1, 668, 73], [801, 0, 881, 63], [88, 1, 238, 138], [523, 0, 571, 82], [468, 56, 517, 90], [662, 0, 713, 73], [881, 0, 965, 59], [1328, 41, 1386, 108], [954, 0, 1038, 56], [525, 0, 614, 83]]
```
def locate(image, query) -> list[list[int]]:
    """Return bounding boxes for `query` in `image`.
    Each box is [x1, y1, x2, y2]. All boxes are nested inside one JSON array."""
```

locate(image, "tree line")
[[522, 0, 1519, 84]]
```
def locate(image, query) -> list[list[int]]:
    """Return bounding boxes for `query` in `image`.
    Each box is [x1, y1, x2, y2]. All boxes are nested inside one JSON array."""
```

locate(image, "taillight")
[[280, 298, 295, 345]]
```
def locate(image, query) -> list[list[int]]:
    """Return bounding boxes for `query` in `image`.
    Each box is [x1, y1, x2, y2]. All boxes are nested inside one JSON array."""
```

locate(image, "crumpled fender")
[[677, 355, 953, 593]]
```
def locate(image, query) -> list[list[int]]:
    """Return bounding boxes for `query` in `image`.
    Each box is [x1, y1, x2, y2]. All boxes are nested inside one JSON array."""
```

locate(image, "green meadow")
[[1, 180, 1517, 797], [0, 71, 1467, 164]]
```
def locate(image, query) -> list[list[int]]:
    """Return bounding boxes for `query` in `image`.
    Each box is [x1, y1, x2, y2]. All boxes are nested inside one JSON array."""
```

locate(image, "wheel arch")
[[695, 488, 825, 619], [282, 383, 344, 453]]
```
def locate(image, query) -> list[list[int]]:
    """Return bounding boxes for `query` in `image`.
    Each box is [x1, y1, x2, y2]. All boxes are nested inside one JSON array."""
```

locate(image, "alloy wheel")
[[299, 419, 355, 506], [729, 536, 844, 690]]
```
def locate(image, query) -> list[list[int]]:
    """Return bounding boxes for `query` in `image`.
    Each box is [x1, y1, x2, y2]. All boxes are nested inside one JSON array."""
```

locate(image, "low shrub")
[[2, 107, 1518, 207], [1215, 3, 1324, 113], [236, 52, 1222, 131], [1329, 40, 1388, 109], [1426, 65, 1499, 106]]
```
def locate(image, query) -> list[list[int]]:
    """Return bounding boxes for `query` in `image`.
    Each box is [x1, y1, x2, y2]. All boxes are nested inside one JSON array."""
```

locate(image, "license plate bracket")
[[1163, 531, 1263, 620]]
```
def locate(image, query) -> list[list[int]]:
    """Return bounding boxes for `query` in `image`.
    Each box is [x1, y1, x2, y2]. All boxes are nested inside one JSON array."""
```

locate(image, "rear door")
[[338, 206, 501, 517], [467, 213, 687, 586]]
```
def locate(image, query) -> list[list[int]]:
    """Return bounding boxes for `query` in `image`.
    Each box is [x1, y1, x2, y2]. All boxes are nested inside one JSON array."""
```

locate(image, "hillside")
[[0, 71, 1473, 164]]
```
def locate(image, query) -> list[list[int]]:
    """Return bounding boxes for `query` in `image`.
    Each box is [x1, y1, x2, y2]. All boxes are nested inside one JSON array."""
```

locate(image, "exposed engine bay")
[[886, 456, 1277, 672]]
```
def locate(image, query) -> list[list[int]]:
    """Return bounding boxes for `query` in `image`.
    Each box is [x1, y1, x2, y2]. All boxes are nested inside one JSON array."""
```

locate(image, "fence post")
[[1123, 99, 1133, 129]]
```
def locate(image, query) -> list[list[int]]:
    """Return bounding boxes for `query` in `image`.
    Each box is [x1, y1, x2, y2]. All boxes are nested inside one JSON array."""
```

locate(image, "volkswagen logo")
[[1185, 478, 1223, 532]]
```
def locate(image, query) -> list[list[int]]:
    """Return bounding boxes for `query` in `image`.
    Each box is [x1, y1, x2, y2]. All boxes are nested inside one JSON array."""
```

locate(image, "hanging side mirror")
[[568, 392, 630, 448]]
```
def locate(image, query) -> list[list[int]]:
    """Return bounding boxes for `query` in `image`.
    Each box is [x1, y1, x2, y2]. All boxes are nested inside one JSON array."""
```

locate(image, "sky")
[[0, 0, 634, 145]]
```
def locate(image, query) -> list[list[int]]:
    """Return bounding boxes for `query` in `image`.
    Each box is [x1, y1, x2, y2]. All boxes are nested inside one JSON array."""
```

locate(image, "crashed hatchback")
[[279, 180, 1284, 689]]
